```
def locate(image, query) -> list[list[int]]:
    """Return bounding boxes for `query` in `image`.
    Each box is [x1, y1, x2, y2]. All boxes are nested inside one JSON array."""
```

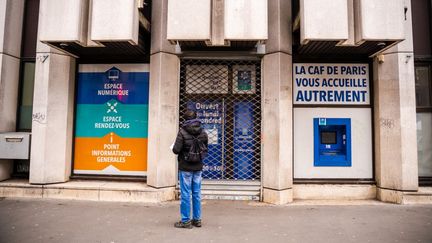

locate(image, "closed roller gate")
[[179, 59, 262, 197]]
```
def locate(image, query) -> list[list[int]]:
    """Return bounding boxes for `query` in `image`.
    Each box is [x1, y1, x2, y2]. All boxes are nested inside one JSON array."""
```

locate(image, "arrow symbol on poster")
[[107, 101, 118, 113]]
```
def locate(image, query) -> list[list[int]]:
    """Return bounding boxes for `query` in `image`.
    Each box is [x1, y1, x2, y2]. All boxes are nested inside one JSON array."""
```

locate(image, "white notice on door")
[[205, 128, 218, 145]]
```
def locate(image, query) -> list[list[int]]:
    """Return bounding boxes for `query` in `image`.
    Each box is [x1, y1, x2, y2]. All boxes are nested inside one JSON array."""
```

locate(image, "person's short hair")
[[184, 110, 197, 121]]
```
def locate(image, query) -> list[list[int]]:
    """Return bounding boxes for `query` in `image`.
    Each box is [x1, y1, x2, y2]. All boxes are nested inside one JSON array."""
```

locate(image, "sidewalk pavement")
[[0, 198, 431, 243]]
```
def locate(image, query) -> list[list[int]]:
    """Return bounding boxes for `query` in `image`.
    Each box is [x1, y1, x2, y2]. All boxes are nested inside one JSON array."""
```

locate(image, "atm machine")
[[313, 118, 351, 167]]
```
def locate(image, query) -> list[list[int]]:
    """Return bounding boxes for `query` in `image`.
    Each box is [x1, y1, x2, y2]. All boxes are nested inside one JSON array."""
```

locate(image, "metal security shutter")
[[179, 59, 262, 181]]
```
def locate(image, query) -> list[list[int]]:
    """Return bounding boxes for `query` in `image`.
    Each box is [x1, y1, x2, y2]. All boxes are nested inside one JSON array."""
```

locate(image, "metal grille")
[[180, 59, 261, 180]]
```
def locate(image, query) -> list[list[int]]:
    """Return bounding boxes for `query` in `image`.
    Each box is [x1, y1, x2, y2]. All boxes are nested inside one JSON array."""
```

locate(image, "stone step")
[[202, 189, 260, 196], [202, 179, 261, 186], [0, 179, 175, 203], [201, 180, 261, 201], [202, 194, 260, 201], [293, 184, 377, 200], [200, 180, 260, 201], [174, 180, 262, 201], [202, 185, 261, 191], [402, 187, 432, 205]]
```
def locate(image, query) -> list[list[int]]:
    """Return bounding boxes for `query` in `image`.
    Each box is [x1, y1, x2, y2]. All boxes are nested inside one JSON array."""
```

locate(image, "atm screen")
[[321, 131, 337, 144]]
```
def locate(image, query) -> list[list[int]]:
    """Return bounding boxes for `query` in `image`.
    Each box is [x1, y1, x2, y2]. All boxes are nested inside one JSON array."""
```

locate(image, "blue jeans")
[[179, 170, 202, 223]]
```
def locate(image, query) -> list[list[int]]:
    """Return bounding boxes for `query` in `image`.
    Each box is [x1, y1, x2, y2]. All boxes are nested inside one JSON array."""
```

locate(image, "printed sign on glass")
[[233, 65, 256, 94], [186, 65, 229, 94], [293, 63, 370, 105], [233, 101, 255, 179]]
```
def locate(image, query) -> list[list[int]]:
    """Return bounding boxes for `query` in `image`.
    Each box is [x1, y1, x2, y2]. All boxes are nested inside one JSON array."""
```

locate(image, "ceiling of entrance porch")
[[166, 0, 267, 50], [293, 0, 406, 57], [38, 0, 151, 61]]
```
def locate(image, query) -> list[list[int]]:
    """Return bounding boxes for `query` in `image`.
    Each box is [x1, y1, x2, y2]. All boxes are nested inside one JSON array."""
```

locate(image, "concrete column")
[[374, 0, 418, 203], [261, 0, 293, 204], [146, 0, 179, 189], [0, 0, 25, 181], [29, 12, 76, 183]]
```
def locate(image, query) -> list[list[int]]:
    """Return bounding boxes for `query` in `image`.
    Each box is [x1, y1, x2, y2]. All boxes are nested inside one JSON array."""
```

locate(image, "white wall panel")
[[355, 0, 405, 43], [90, 0, 139, 44], [294, 108, 373, 179], [0, 54, 20, 132], [300, 0, 349, 44], [0, 0, 25, 57], [39, 0, 88, 45], [224, 0, 267, 40], [167, 0, 211, 41]]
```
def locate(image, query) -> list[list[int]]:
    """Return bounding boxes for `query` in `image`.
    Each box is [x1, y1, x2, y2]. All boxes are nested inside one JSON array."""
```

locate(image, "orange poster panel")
[[74, 133, 147, 172]]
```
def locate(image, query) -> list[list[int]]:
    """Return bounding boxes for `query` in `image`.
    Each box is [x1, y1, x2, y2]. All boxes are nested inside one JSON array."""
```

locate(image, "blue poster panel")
[[233, 102, 255, 179], [187, 101, 224, 179]]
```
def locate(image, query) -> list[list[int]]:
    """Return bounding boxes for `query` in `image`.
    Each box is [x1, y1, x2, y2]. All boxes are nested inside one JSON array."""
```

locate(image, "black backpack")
[[184, 135, 208, 163]]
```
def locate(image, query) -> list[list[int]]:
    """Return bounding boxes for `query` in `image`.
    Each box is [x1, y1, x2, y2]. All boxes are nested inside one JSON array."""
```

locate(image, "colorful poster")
[[187, 100, 224, 179], [237, 71, 252, 91], [73, 64, 149, 176], [233, 65, 256, 94]]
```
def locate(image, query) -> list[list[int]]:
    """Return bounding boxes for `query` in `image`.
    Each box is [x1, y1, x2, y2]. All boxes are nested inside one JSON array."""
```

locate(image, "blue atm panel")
[[313, 118, 352, 167]]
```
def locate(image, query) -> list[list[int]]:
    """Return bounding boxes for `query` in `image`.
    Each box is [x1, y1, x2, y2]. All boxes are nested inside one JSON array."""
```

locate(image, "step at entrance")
[[403, 187, 432, 204], [201, 180, 260, 200]]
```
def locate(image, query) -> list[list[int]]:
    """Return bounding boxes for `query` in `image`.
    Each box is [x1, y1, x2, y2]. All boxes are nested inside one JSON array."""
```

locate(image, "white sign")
[[205, 127, 219, 145], [293, 63, 370, 105], [186, 65, 229, 94]]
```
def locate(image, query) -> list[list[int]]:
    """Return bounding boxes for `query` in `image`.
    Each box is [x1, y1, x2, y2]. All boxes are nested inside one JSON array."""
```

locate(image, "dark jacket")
[[172, 119, 208, 171]]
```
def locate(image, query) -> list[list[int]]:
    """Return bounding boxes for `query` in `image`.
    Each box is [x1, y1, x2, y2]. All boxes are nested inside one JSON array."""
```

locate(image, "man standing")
[[172, 110, 208, 229]]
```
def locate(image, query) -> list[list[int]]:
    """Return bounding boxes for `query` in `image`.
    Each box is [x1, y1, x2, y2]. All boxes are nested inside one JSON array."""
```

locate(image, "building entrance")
[[179, 59, 261, 181]]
